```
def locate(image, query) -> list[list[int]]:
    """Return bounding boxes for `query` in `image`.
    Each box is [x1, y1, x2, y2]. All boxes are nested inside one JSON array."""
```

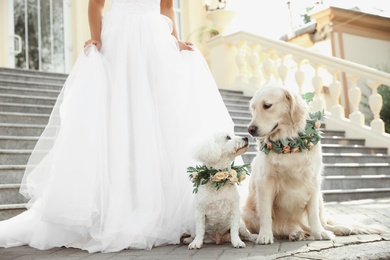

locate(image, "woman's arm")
[[160, 0, 193, 51], [84, 0, 105, 50]]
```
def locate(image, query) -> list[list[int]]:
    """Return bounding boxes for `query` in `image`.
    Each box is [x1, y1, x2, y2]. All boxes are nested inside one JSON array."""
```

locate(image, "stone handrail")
[[207, 31, 390, 151]]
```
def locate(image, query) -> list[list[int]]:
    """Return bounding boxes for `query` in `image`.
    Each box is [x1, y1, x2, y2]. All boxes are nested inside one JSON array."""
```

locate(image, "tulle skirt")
[[0, 2, 234, 253]]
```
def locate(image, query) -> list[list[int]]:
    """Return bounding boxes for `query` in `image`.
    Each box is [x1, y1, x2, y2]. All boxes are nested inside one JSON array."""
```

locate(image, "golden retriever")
[[241, 83, 353, 244]]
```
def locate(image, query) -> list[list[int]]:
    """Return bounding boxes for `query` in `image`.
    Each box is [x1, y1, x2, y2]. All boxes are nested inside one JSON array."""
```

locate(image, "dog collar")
[[187, 162, 250, 194], [258, 110, 324, 155]]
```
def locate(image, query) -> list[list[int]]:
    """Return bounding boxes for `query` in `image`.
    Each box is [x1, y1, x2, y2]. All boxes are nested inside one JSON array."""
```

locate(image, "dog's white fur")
[[185, 132, 257, 249], [242, 83, 355, 244]]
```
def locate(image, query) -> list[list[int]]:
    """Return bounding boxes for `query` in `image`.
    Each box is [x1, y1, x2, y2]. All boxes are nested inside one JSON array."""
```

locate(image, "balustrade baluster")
[[348, 76, 364, 126], [262, 49, 274, 83], [234, 39, 248, 85], [368, 80, 385, 133], [277, 54, 288, 86], [248, 43, 262, 90], [294, 58, 304, 95], [311, 64, 325, 112], [328, 70, 344, 118]]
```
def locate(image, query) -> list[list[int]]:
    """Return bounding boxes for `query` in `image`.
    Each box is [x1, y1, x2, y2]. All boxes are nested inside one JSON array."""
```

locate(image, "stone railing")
[[207, 31, 390, 151]]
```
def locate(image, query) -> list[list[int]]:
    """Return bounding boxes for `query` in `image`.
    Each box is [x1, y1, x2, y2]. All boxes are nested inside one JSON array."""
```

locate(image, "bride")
[[0, 0, 234, 253]]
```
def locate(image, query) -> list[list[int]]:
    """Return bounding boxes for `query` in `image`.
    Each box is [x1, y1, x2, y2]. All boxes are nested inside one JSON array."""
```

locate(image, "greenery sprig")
[[259, 92, 325, 155], [187, 161, 250, 194]]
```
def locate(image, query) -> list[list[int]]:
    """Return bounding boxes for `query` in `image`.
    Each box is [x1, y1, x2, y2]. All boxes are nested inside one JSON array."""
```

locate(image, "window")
[[174, 0, 182, 39]]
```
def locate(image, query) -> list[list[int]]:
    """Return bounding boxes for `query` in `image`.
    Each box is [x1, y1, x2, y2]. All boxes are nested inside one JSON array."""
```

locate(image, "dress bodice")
[[111, 0, 161, 14]]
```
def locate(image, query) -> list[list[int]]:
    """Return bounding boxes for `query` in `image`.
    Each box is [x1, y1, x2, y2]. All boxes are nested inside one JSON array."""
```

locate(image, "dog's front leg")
[[188, 209, 206, 249], [256, 178, 275, 244], [230, 205, 245, 248], [307, 192, 334, 240]]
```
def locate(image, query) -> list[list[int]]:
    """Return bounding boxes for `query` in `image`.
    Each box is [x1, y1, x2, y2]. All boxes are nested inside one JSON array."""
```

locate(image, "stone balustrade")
[[207, 31, 390, 151]]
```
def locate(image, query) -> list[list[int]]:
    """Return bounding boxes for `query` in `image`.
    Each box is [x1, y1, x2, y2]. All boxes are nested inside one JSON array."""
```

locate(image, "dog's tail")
[[325, 218, 389, 236]]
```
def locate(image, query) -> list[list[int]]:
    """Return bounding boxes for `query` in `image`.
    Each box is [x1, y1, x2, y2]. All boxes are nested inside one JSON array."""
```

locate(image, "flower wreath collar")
[[259, 110, 324, 155], [187, 162, 250, 194]]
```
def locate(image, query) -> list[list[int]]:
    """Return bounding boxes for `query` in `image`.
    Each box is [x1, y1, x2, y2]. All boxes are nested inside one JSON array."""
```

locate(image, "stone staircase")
[[0, 67, 67, 220], [0, 67, 390, 220]]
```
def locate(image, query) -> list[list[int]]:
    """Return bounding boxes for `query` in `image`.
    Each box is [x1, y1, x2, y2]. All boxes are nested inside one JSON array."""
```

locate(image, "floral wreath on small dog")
[[187, 162, 250, 194], [259, 93, 324, 155]]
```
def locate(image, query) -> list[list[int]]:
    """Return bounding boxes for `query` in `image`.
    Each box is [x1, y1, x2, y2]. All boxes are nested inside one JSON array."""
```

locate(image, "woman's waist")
[[110, 1, 160, 15]]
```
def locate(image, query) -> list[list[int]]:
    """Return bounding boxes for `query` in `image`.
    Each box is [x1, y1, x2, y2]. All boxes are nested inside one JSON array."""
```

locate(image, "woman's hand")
[[178, 40, 194, 51], [84, 39, 102, 50]]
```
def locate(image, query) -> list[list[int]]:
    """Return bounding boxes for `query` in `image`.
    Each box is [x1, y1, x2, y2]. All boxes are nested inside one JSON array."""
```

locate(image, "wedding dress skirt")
[[0, 0, 234, 253]]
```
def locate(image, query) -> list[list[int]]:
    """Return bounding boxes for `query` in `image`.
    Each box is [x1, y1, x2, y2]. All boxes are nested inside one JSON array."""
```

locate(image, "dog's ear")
[[285, 89, 308, 126], [195, 135, 222, 165]]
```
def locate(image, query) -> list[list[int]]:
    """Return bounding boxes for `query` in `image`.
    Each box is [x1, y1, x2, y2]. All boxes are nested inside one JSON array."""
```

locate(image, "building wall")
[[0, 0, 10, 68], [342, 34, 390, 71]]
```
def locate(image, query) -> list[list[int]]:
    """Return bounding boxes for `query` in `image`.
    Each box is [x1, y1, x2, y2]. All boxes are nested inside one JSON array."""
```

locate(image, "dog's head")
[[195, 132, 249, 169], [247, 83, 309, 141]]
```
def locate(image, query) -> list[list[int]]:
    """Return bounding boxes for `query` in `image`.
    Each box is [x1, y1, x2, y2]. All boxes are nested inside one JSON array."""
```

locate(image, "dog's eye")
[[226, 135, 231, 141], [263, 103, 272, 110]]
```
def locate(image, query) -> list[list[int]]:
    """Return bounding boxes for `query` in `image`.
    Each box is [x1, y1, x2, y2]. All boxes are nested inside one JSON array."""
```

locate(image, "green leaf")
[[302, 92, 314, 102]]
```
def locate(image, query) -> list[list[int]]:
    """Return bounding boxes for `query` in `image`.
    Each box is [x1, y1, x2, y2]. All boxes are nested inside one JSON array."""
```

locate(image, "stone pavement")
[[1, 198, 390, 260]]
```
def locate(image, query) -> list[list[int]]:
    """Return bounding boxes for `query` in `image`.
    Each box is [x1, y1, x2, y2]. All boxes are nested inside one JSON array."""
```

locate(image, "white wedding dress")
[[0, 0, 234, 253]]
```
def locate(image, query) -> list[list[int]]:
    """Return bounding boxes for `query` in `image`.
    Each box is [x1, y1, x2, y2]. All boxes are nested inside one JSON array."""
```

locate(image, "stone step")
[[0, 136, 39, 150], [0, 165, 25, 184], [323, 163, 390, 176], [229, 109, 251, 118], [231, 116, 251, 125], [0, 93, 57, 106], [0, 150, 33, 165], [225, 103, 250, 112], [321, 145, 387, 154], [0, 67, 67, 80], [0, 112, 50, 125], [322, 175, 390, 190], [322, 153, 390, 164], [0, 72, 66, 86], [0, 123, 45, 136], [245, 143, 386, 154], [0, 79, 63, 91], [222, 97, 251, 106], [220, 92, 251, 102], [322, 188, 390, 202], [0, 102, 54, 114], [321, 137, 365, 146], [241, 152, 390, 165], [0, 184, 28, 204], [0, 204, 26, 221], [0, 86, 60, 98]]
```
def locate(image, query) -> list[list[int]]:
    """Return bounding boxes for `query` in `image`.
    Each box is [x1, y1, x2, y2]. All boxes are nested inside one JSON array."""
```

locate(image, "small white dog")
[[184, 132, 257, 249], [242, 83, 355, 244]]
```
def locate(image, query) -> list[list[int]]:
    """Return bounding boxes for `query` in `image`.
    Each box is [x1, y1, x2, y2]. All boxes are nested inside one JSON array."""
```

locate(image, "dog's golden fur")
[[242, 83, 353, 244]]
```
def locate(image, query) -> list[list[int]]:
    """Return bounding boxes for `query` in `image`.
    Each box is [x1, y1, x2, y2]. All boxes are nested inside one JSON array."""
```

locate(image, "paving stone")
[[333, 235, 360, 245], [306, 240, 334, 251], [278, 240, 308, 252], [0, 198, 390, 259], [294, 241, 390, 260]]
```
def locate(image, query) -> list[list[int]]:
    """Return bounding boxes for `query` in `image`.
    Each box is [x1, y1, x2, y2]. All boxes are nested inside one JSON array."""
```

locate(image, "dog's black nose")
[[243, 137, 249, 142], [248, 125, 257, 136]]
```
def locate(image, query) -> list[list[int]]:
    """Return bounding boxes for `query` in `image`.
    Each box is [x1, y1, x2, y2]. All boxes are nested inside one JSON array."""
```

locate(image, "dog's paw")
[[247, 234, 258, 243], [289, 230, 308, 242], [182, 237, 194, 245], [330, 225, 352, 236], [231, 237, 246, 248], [188, 238, 203, 250], [256, 233, 274, 244], [312, 230, 335, 240]]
